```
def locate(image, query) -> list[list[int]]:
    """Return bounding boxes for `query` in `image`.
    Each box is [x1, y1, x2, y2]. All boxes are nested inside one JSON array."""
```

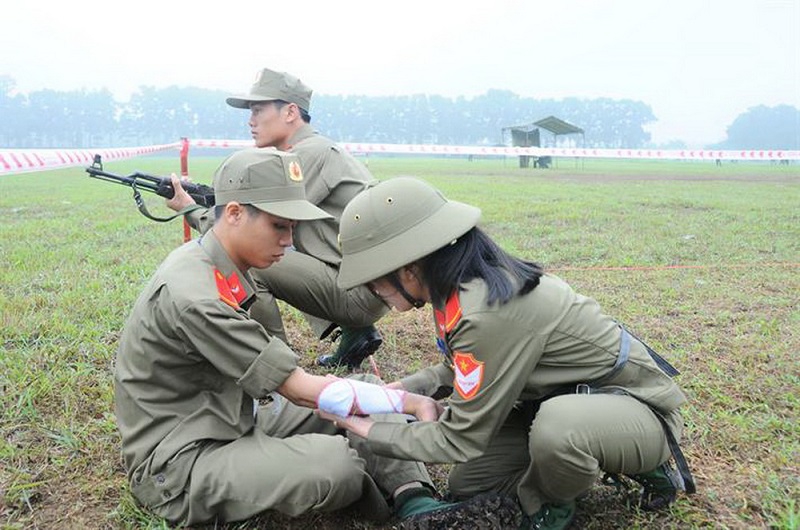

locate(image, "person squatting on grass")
[[113, 149, 519, 528], [321, 177, 696, 530], [167, 67, 387, 371]]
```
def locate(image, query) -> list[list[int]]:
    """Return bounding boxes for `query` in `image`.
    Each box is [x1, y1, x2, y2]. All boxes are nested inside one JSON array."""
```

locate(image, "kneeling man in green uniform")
[[113, 149, 514, 528]]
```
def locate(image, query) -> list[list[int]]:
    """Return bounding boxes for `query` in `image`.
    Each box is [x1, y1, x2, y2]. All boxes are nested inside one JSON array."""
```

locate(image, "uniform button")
[[162, 490, 171, 499], [155, 474, 166, 485]]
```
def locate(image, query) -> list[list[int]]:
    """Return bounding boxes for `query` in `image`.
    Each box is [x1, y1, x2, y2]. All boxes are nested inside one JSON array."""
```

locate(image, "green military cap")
[[214, 148, 332, 221], [226, 68, 313, 112], [337, 177, 481, 289]]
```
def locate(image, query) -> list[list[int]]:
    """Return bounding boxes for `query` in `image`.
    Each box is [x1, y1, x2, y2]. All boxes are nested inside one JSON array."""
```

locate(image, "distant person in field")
[[115, 149, 514, 528], [168, 68, 387, 371], [321, 177, 696, 530]]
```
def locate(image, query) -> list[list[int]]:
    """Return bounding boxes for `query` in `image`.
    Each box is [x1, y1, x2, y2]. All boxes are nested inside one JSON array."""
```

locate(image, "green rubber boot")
[[316, 325, 382, 369], [519, 501, 576, 530], [395, 488, 521, 530], [628, 463, 680, 511]]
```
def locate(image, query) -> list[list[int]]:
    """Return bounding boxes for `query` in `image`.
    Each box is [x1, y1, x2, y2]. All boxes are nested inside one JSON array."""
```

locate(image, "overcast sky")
[[2, 0, 798, 147]]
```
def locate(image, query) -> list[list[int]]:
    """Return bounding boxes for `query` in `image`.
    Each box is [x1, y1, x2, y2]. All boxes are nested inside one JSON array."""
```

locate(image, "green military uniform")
[[364, 276, 685, 515], [257, 122, 388, 338], [224, 67, 389, 345], [282, 122, 373, 266], [114, 150, 432, 526], [333, 177, 690, 520]]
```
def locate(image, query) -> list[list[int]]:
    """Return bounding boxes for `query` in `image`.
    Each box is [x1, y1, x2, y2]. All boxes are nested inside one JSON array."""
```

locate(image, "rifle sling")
[[131, 183, 205, 223]]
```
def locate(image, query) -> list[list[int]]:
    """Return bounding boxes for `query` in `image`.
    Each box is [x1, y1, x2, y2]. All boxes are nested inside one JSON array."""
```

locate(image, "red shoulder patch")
[[214, 269, 240, 309], [453, 352, 484, 400], [226, 271, 247, 304], [434, 291, 463, 336]]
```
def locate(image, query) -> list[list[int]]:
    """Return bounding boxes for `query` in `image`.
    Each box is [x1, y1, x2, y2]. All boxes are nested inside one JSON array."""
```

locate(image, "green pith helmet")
[[337, 177, 481, 289]]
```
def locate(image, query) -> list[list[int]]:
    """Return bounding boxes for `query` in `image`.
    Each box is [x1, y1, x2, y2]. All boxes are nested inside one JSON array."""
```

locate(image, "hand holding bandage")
[[317, 378, 406, 417]]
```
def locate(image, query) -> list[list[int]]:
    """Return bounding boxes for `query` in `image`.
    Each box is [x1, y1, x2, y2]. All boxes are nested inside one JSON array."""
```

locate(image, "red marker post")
[[180, 138, 192, 243]]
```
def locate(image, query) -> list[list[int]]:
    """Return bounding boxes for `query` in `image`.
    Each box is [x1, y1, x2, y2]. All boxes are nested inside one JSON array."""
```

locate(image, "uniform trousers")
[[447, 393, 683, 515], [154, 375, 431, 526], [250, 249, 389, 342]]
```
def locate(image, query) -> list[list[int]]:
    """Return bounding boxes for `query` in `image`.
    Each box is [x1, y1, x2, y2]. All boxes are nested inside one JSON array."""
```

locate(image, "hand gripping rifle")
[[85, 154, 215, 222]]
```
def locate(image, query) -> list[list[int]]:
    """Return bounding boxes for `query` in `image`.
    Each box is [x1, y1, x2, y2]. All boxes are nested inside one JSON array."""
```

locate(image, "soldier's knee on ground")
[[448, 465, 523, 501], [447, 467, 485, 500]]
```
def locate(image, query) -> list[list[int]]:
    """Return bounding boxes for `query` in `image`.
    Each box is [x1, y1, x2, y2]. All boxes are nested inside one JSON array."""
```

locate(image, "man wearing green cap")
[[171, 67, 387, 370], [115, 149, 512, 528]]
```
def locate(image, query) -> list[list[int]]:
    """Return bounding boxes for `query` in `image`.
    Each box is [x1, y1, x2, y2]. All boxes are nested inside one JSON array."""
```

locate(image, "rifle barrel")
[[87, 168, 161, 193]]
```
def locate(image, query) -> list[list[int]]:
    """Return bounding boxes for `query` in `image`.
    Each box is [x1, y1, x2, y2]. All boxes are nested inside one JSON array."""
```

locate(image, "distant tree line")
[[1, 75, 797, 150], [709, 104, 800, 151]]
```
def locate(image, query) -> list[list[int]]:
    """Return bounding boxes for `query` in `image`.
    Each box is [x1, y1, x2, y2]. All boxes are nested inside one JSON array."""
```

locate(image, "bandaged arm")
[[317, 378, 406, 417]]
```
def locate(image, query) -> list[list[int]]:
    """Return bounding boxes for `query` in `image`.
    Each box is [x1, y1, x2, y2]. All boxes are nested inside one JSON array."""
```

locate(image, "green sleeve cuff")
[[400, 363, 454, 396], [237, 338, 298, 397]]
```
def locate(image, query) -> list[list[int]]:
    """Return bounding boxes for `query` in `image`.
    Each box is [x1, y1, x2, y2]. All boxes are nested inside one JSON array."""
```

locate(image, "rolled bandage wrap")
[[317, 378, 406, 417]]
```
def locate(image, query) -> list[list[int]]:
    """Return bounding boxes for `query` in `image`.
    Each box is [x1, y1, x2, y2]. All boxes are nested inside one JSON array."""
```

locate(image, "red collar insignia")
[[453, 352, 484, 400], [434, 291, 463, 337], [215, 269, 247, 309]]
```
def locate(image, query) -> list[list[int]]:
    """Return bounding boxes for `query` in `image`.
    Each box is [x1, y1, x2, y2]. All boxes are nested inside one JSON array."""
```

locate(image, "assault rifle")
[[86, 154, 214, 222]]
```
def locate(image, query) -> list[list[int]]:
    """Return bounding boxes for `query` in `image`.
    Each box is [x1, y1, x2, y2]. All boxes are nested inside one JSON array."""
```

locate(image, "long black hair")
[[418, 227, 544, 307]]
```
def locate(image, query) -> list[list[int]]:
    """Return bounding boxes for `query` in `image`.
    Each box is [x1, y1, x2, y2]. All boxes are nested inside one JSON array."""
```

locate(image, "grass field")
[[1, 156, 798, 529]]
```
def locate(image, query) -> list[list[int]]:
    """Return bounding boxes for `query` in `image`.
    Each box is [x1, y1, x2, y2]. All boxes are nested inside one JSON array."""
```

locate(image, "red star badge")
[[453, 352, 484, 400]]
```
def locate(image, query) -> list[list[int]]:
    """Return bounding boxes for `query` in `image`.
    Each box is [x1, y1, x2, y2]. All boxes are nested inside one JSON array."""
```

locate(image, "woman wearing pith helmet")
[[327, 177, 695, 530]]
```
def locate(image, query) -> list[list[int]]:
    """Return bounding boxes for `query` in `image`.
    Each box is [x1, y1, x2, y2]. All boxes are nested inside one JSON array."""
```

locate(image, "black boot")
[[317, 325, 382, 369]]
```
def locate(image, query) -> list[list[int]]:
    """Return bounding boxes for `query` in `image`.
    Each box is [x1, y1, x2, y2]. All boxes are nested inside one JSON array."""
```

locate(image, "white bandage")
[[317, 379, 406, 417]]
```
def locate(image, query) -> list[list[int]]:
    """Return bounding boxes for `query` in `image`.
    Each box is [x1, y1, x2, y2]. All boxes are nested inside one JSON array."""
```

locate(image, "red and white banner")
[[188, 139, 800, 161], [189, 140, 800, 161], [336, 143, 800, 162], [1, 140, 797, 176], [189, 139, 253, 149], [0, 143, 181, 176]]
